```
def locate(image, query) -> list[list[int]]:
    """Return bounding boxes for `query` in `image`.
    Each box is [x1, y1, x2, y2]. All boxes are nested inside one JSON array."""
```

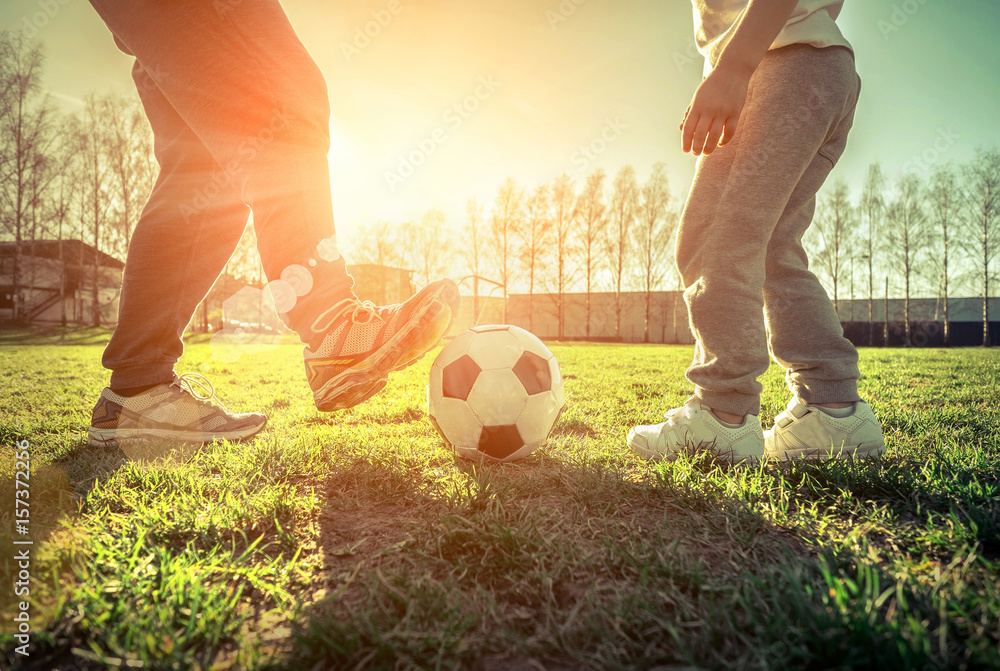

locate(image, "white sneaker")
[[627, 398, 765, 464], [764, 397, 885, 461]]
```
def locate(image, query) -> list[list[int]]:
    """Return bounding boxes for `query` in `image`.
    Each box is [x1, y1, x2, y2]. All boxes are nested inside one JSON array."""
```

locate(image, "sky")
[[2, 0, 999, 245]]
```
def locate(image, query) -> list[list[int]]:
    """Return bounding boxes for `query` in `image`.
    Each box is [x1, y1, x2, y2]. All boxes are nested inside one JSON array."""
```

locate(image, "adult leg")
[[88, 0, 354, 344], [102, 56, 251, 390]]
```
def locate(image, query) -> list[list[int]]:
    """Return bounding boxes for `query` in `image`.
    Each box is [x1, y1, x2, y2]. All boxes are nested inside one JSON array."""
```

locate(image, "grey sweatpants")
[[89, 0, 356, 389], [676, 44, 862, 417]]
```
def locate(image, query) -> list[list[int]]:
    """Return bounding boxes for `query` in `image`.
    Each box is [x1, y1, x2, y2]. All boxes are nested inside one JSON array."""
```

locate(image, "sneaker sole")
[[765, 441, 886, 462], [87, 420, 267, 450], [627, 433, 763, 466], [392, 302, 456, 372], [312, 283, 459, 411]]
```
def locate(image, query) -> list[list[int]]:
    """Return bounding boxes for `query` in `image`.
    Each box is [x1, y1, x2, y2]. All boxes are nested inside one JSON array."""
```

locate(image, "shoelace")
[[173, 372, 230, 413], [310, 298, 387, 334]]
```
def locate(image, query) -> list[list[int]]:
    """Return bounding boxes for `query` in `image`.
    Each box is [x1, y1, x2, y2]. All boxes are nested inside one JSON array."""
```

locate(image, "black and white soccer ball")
[[428, 325, 565, 463]]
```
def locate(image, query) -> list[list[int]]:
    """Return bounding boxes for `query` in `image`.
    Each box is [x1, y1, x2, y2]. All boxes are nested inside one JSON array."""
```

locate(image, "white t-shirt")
[[693, 1, 852, 75]]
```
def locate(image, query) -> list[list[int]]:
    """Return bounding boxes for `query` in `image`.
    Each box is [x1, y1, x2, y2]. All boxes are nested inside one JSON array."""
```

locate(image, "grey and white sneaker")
[[87, 372, 267, 450], [627, 397, 765, 465], [764, 397, 885, 461]]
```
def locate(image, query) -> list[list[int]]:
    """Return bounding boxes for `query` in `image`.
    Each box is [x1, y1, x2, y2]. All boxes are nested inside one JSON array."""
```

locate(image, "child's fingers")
[[719, 116, 738, 146], [690, 116, 713, 156], [702, 119, 726, 156], [679, 105, 691, 132], [681, 112, 700, 153]]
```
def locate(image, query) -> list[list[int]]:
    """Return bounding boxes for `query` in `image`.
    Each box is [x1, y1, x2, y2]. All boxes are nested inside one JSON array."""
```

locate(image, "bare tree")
[[78, 94, 115, 326], [884, 173, 929, 346], [859, 162, 885, 344], [605, 165, 639, 339], [353, 219, 405, 267], [632, 162, 676, 343], [520, 184, 551, 333], [548, 172, 577, 339], [927, 164, 960, 347], [462, 198, 487, 324], [963, 147, 1000, 347], [46, 122, 81, 328], [489, 178, 523, 323], [574, 169, 606, 339], [225, 219, 263, 287], [810, 179, 856, 313], [405, 207, 452, 288], [105, 93, 155, 258], [0, 34, 55, 320]]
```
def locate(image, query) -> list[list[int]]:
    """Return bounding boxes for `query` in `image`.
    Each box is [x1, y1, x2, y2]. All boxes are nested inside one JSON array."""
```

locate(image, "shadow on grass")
[[271, 449, 992, 670], [4, 437, 998, 669]]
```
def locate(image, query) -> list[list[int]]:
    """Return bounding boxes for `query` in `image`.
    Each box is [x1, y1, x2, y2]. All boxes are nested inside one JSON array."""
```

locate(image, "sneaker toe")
[[627, 425, 669, 460], [238, 412, 268, 430], [627, 427, 647, 452]]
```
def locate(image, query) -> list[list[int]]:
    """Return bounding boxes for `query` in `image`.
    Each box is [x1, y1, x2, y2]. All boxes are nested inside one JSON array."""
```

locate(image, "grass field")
[[1, 334, 998, 670]]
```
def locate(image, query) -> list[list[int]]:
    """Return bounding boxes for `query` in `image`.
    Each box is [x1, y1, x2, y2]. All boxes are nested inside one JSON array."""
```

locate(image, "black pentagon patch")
[[442, 355, 480, 400], [478, 425, 523, 460], [511, 351, 551, 395]]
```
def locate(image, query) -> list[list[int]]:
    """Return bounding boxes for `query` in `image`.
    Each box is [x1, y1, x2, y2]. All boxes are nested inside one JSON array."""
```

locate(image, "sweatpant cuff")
[[793, 379, 860, 405], [108, 363, 176, 390], [695, 389, 761, 417]]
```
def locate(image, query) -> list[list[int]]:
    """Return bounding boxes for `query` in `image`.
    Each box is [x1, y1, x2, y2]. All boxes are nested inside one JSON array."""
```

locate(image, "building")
[[0, 240, 124, 325]]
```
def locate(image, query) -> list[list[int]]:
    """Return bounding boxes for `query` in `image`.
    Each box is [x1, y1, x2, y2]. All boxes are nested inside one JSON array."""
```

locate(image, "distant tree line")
[[3, 33, 998, 346], [357, 151, 999, 347], [351, 163, 680, 343], [807, 153, 1000, 347]]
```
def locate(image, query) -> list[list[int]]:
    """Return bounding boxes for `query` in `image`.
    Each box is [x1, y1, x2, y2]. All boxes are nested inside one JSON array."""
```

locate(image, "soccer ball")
[[428, 325, 565, 463]]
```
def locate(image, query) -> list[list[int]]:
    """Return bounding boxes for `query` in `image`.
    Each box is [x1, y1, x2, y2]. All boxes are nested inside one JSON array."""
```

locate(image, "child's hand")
[[679, 67, 751, 156]]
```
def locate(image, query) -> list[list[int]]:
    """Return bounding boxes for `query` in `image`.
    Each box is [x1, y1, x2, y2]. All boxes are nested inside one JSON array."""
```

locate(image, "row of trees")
[[810, 152, 1000, 347], [355, 149, 999, 346], [352, 164, 680, 342], [2, 33, 998, 345]]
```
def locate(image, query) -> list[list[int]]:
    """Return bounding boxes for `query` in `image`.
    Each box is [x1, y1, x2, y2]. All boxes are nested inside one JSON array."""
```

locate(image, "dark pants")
[[90, 0, 354, 389]]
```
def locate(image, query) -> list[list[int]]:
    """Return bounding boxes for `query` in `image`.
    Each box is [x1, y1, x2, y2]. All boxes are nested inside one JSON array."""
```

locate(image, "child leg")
[[675, 45, 861, 418]]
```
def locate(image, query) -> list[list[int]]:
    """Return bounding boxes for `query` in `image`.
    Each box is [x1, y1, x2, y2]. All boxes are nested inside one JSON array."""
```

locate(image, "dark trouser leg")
[[89, 0, 354, 381], [103, 59, 251, 389]]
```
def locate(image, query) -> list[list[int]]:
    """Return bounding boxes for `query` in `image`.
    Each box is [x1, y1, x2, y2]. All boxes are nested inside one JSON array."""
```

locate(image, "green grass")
[[0, 337, 998, 670]]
